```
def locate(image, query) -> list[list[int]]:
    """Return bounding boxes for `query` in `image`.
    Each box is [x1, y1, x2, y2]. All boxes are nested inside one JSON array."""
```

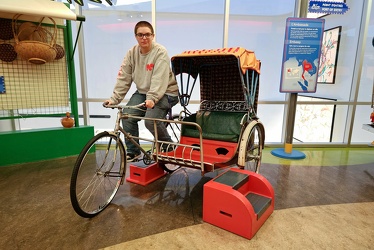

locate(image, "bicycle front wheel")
[[70, 131, 126, 218]]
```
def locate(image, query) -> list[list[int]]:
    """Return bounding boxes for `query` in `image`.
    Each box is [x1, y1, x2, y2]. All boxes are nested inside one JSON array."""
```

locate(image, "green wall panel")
[[0, 126, 94, 166]]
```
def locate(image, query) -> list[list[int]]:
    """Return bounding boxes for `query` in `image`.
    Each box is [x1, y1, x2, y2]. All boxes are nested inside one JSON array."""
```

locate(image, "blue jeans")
[[122, 91, 179, 155]]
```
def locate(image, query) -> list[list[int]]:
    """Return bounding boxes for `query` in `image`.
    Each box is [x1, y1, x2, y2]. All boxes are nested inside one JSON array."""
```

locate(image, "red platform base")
[[126, 162, 166, 186], [203, 168, 274, 239]]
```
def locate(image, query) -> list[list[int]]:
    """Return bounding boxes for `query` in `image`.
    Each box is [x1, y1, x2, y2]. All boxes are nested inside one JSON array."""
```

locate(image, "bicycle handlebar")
[[102, 102, 146, 110]]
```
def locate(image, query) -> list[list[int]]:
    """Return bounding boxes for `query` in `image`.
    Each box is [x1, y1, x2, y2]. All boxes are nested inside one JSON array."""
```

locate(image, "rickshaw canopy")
[[171, 47, 261, 78], [170, 47, 261, 113]]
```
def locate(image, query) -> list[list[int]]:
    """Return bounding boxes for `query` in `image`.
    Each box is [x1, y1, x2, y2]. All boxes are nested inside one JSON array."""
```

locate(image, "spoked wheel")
[[238, 121, 265, 173], [70, 131, 126, 218]]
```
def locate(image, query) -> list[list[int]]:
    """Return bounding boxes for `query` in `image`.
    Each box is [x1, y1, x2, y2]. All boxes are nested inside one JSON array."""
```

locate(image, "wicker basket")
[[0, 18, 13, 40], [54, 44, 65, 60], [17, 22, 46, 42], [0, 43, 17, 62], [12, 14, 57, 64]]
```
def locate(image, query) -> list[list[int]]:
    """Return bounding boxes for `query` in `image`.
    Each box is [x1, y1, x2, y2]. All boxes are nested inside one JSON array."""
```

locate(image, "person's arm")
[[108, 49, 134, 105]]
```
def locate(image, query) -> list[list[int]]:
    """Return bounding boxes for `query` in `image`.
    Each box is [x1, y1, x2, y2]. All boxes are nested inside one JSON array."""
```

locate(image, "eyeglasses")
[[135, 33, 153, 38]]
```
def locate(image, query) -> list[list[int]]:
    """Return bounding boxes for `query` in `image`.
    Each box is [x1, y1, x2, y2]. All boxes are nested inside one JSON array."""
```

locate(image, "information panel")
[[308, 0, 349, 15], [0, 76, 5, 94], [280, 18, 325, 93]]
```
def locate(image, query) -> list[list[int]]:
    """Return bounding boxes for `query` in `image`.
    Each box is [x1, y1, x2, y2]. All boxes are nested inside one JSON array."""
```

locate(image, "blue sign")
[[280, 18, 325, 93], [309, 1, 349, 15], [0, 76, 5, 94]]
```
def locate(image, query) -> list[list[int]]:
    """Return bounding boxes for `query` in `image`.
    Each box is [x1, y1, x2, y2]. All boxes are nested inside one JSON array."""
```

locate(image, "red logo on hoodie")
[[146, 64, 154, 71]]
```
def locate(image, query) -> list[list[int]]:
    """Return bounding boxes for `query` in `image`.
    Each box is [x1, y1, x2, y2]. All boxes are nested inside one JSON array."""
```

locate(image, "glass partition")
[[27, 0, 373, 146]]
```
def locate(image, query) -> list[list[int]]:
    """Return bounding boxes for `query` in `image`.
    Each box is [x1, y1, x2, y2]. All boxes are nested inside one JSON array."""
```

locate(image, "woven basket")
[[17, 22, 46, 42], [54, 44, 65, 60], [0, 18, 13, 40], [0, 43, 17, 62], [13, 14, 57, 64]]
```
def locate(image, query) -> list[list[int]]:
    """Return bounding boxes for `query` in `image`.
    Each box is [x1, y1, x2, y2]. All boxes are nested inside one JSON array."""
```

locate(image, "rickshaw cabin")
[[171, 47, 261, 143]]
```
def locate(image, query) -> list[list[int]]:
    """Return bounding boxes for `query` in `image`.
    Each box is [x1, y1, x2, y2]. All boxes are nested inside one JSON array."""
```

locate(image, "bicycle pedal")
[[126, 154, 141, 163]]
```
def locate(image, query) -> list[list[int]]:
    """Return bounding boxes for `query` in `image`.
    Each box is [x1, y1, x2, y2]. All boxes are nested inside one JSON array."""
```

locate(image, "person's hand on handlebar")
[[145, 99, 155, 109], [102, 100, 149, 109], [102, 100, 112, 107]]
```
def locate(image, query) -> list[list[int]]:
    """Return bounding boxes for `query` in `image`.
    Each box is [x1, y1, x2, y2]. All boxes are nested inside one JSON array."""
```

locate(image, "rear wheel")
[[238, 121, 264, 173], [70, 132, 126, 218]]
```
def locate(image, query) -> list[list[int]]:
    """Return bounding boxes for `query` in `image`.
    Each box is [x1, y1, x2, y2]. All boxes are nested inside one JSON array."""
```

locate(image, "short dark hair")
[[134, 21, 154, 35]]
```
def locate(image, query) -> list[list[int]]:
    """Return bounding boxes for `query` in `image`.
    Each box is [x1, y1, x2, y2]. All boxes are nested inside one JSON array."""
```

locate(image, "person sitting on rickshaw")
[[104, 21, 179, 162]]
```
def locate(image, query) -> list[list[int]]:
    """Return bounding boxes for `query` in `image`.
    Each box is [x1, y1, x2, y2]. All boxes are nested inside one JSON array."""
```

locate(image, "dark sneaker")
[[126, 153, 140, 162]]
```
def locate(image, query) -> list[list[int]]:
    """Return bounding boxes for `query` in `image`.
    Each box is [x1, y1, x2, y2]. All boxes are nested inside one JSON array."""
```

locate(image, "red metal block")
[[126, 162, 166, 186]]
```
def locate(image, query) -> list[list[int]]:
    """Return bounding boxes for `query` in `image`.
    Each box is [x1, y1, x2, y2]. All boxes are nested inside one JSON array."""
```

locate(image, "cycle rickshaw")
[[70, 47, 265, 218]]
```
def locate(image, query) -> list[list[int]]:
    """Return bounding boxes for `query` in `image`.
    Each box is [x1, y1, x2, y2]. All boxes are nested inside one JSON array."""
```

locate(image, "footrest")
[[126, 162, 166, 186]]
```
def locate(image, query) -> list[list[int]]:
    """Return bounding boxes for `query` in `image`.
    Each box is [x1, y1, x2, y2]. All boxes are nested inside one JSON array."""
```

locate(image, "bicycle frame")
[[107, 105, 207, 172], [112, 106, 150, 158]]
